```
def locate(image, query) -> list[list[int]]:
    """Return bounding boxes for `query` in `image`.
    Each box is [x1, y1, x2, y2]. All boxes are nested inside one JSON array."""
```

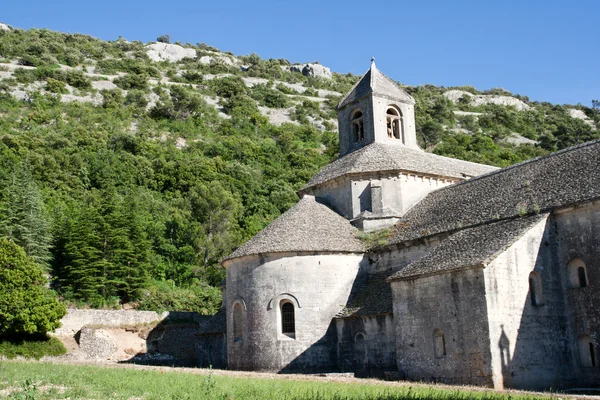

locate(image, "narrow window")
[[578, 266, 588, 288], [281, 301, 295, 338], [578, 335, 597, 367], [528, 272, 543, 306], [233, 302, 243, 342], [433, 329, 446, 358], [529, 277, 538, 306], [568, 258, 588, 288], [354, 332, 366, 365], [351, 110, 364, 143]]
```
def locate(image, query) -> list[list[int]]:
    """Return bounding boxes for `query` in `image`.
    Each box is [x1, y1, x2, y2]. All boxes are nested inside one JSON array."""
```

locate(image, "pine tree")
[[0, 164, 52, 267]]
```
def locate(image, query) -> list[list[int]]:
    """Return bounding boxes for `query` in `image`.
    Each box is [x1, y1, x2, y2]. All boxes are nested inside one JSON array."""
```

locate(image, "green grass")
[[0, 336, 66, 360], [0, 361, 549, 400]]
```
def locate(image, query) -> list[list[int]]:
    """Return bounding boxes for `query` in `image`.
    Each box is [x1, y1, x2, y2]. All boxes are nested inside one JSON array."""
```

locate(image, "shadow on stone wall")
[[121, 312, 209, 367], [497, 218, 579, 390]]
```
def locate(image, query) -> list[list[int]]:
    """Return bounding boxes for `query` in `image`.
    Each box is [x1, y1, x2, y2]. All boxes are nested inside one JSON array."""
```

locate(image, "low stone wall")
[[54, 309, 170, 336]]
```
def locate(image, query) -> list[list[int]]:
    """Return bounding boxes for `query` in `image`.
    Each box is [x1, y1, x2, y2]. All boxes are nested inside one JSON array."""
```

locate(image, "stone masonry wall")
[[554, 202, 600, 387], [335, 314, 396, 378], [225, 252, 366, 372], [391, 268, 493, 386], [483, 215, 573, 390], [54, 309, 170, 336]]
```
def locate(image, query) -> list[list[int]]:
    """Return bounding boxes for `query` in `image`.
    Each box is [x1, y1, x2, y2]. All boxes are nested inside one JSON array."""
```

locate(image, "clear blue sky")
[[3, 0, 598, 105]]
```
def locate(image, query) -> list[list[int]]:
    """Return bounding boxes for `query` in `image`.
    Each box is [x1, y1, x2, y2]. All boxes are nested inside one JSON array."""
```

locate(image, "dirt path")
[[12, 359, 597, 399]]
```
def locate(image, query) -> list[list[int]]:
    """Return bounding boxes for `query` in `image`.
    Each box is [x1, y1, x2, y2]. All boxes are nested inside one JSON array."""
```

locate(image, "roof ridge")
[[427, 138, 600, 197]]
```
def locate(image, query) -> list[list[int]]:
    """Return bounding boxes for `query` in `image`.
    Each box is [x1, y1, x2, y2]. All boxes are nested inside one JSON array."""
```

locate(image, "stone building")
[[197, 61, 600, 390]]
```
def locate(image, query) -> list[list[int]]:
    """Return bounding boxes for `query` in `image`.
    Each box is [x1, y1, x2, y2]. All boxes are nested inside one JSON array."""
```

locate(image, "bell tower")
[[337, 59, 418, 157]]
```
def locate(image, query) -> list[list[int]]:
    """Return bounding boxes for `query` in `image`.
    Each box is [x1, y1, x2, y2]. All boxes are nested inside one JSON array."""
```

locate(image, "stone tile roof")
[[224, 195, 365, 261], [338, 61, 414, 109], [388, 214, 547, 281], [336, 272, 394, 318], [391, 139, 600, 244], [197, 308, 226, 335], [301, 142, 498, 190]]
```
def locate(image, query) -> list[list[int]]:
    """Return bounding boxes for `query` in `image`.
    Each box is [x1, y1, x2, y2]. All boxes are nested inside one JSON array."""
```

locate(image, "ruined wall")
[[224, 252, 365, 372], [54, 309, 171, 336], [483, 216, 573, 390], [335, 314, 396, 378], [196, 334, 227, 369], [391, 268, 493, 386], [554, 202, 600, 387]]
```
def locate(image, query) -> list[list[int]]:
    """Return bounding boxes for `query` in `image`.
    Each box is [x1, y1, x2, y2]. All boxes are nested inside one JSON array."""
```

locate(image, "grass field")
[[0, 361, 551, 400]]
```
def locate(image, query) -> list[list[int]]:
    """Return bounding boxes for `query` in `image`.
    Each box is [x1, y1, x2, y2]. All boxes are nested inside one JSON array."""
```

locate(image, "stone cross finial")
[[370, 57, 376, 69]]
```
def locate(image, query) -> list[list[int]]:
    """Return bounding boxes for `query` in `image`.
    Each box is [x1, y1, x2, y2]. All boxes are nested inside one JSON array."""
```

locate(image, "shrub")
[[101, 89, 124, 109], [0, 335, 66, 359], [0, 239, 66, 337], [208, 75, 246, 98], [114, 73, 149, 90], [63, 69, 91, 90], [157, 34, 171, 44], [46, 77, 67, 94], [125, 89, 148, 109], [136, 280, 221, 314]]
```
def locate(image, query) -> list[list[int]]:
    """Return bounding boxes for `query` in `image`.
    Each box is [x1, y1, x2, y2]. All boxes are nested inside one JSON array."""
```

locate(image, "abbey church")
[[197, 61, 600, 390]]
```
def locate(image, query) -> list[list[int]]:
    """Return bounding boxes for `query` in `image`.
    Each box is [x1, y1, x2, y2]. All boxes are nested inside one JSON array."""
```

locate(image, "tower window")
[[568, 258, 588, 288], [578, 335, 597, 367], [386, 106, 403, 142], [232, 302, 243, 342], [351, 110, 364, 143], [528, 271, 543, 306], [281, 301, 295, 338], [433, 329, 446, 358]]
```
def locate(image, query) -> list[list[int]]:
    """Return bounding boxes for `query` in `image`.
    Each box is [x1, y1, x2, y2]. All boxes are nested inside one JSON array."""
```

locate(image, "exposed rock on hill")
[[444, 89, 530, 111], [0, 23, 10, 31], [146, 43, 197, 62], [568, 108, 595, 127], [290, 63, 332, 79]]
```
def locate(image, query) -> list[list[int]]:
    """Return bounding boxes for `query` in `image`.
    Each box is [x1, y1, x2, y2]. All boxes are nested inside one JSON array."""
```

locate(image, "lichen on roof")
[[224, 195, 365, 261], [390, 139, 600, 244], [388, 214, 548, 281], [301, 142, 498, 191]]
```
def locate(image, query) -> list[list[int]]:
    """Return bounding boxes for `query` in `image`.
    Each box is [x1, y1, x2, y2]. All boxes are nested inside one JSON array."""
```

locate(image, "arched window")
[[386, 106, 403, 142], [433, 329, 446, 358], [354, 332, 366, 365], [281, 301, 295, 338], [568, 258, 588, 288], [528, 271, 543, 306], [351, 110, 364, 143], [232, 302, 243, 342], [578, 335, 597, 367]]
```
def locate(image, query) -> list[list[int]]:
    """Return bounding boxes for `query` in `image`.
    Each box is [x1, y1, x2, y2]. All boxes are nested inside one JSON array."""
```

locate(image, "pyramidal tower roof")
[[223, 195, 364, 262], [338, 59, 414, 109]]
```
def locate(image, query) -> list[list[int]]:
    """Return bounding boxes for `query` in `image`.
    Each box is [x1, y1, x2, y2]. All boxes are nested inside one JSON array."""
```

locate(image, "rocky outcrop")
[[146, 43, 196, 62], [568, 109, 595, 127], [290, 63, 332, 79], [444, 89, 530, 111], [0, 23, 10, 32], [78, 327, 118, 359]]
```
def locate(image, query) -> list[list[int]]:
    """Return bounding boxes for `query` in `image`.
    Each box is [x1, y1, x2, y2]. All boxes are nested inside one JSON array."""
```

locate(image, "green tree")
[[0, 165, 52, 267], [0, 238, 66, 337]]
